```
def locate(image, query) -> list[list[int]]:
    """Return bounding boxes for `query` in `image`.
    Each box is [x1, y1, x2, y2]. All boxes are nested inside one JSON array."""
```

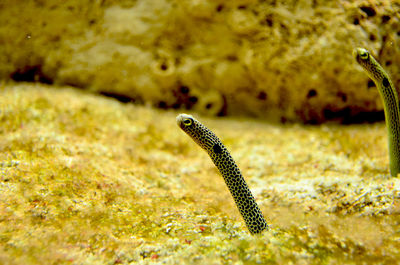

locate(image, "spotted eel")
[[177, 113, 268, 234], [354, 48, 400, 177]]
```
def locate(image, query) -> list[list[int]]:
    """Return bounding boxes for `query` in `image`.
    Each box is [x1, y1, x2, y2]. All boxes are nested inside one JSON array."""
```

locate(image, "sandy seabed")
[[0, 83, 399, 264]]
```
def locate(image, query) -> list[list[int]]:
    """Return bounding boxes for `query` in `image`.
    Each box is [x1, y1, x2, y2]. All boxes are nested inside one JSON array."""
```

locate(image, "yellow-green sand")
[[0, 83, 400, 264]]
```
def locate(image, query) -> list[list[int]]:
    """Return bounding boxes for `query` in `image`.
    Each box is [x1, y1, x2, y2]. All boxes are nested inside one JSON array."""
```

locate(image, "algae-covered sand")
[[1, 83, 400, 264]]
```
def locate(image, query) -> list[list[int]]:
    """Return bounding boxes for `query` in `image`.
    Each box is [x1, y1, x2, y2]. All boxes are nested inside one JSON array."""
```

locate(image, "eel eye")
[[183, 118, 193, 126], [359, 50, 369, 60]]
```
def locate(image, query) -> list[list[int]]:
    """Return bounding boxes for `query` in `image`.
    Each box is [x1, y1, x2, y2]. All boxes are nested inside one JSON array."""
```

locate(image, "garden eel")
[[354, 48, 400, 177], [177, 114, 268, 234]]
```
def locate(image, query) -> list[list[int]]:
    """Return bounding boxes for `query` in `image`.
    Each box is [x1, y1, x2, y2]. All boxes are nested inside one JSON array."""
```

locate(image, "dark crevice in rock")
[[306, 89, 317, 99], [99, 91, 136, 103], [11, 65, 53, 84], [360, 6, 376, 17], [322, 107, 384, 124]]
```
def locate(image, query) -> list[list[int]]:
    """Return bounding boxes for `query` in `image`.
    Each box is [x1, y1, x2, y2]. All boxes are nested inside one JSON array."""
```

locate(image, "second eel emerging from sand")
[[177, 114, 268, 234], [354, 48, 400, 177]]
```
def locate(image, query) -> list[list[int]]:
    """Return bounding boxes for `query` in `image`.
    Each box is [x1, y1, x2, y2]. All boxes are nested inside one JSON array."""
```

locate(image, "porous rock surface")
[[0, 0, 399, 123]]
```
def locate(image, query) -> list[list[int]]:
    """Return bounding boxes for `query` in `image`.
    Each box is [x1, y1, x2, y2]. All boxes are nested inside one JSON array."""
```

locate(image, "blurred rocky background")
[[1, 0, 399, 123]]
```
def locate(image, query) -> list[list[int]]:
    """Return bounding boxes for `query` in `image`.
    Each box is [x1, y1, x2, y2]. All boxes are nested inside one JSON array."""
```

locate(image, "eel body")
[[354, 48, 400, 177], [177, 113, 268, 234]]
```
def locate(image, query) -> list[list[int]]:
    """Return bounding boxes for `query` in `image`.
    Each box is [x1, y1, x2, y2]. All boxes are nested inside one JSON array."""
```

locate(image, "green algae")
[[0, 83, 400, 264]]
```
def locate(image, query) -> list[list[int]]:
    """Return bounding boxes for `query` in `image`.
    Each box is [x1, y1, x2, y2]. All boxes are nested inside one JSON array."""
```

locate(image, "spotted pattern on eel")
[[177, 113, 268, 234], [354, 48, 400, 177]]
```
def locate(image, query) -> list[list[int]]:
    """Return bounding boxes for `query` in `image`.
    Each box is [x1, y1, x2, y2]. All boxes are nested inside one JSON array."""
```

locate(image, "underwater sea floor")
[[0, 83, 399, 264]]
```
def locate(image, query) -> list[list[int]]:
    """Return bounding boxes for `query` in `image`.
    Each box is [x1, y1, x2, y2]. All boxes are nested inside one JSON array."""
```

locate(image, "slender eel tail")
[[177, 113, 268, 234], [354, 48, 400, 177]]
